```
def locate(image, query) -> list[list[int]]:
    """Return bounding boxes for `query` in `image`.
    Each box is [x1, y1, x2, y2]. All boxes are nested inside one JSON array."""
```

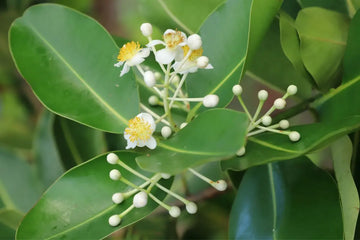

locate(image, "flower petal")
[[147, 40, 165, 47], [126, 140, 137, 149], [174, 48, 184, 62], [146, 137, 157, 149], [205, 63, 214, 69], [120, 63, 130, 77], [138, 48, 150, 58], [163, 29, 176, 35], [127, 54, 145, 66], [156, 48, 176, 64], [137, 113, 156, 131], [114, 61, 123, 67]]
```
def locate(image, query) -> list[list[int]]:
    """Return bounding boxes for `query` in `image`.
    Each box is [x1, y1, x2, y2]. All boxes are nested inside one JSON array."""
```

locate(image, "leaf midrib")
[[299, 34, 347, 45], [22, 21, 128, 125], [158, 142, 233, 156]]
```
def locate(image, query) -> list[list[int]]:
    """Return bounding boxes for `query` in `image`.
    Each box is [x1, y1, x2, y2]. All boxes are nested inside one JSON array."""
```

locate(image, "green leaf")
[[0, 209, 23, 230], [9, 4, 140, 133], [221, 116, 360, 171], [331, 136, 359, 240], [298, 0, 348, 13], [295, 7, 350, 90], [0, 147, 42, 213], [186, 0, 283, 119], [16, 151, 172, 240], [33, 110, 64, 188], [53, 115, 106, 169], [314, 11, 360, 120], [137, 109, 248, 174], [229, 157, 343, 239]]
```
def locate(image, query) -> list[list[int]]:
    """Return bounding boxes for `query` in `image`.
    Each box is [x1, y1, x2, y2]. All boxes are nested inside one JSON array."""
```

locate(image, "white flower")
[[114, 41, 150, 77], [172, 45, 213, 74], [124, 113, 157, 149], [147, 29, 187, 64]]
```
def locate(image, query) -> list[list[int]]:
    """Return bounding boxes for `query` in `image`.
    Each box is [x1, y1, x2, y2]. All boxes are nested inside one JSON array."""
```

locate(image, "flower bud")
[[274, 98, 286, 109], [289, 131, 301, 142], [258, 90, 268, 101], [187, 34, 202, 50], [236, 147, 246, 157], [279, 120, 289, 129], [133, 191, 148, 208], [144, 71, 156, 87], [106, 153, 119, 165], [112, 193, 124, 204], [161, 126, 172, 138], [140, 23, 153, 37], [287, 85, 298, 95], [196, 56, 209, 68], [169, 206, 181, 218], [212, 180, 227, 191], [186, 202, 198, 214], [148, 95, 159, 106], [232, 85, 243, 96], [108, 215, 121, 226], [262, 116, 272, 126], [203, 94, 219, 107], [161, 173, 171, 179], [109, 169, 121, 180]]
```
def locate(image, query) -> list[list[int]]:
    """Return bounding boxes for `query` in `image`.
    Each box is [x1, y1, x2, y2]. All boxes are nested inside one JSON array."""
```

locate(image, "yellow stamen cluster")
[[124, 117, 152, 142], [117, 41, 141, 62], [164, 31, 185, 49], [182, 45, 203, 61]]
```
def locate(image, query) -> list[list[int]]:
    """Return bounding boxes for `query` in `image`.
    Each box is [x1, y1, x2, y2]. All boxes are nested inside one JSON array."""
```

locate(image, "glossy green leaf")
[[53, 115, 106, 169], [229, 157, 343, 239], [221, 116, 360, 171], [137, 109, 248, 174], [0, 209, 23, 230], [9, 4, 139, 133], [33, 110, 64, 188], [186, 0, 283, 119], [331, 136, 359, 240], [298, 0, 348, 13], [16, 151, 172, 240], [0, 147, 42, 213], [314, 11, 360, 120], [296, 7, 350, 90]]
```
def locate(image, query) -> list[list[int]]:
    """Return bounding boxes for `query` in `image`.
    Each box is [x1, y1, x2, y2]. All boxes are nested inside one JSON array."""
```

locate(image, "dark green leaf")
[[331, 136, 359, 240], [137, 109, 248, 174], [0, 209, 23, 230], [296, 7, 349, 90], [229, 157, 343, 239], [9, 4, 140, 133], [16, 151, 172, 240], [298, 0, 348, 13], [221, 116, 360, 171], [186, 0, 283, 119]]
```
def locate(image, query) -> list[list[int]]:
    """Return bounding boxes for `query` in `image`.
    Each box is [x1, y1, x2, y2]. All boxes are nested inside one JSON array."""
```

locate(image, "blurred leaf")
[[314, 11, 360, 120], [9, 4, 140, 133], [0, 222, 15, 240], [0, 209, 23, 230], [331, 136, 359, 240], [229, 157, 343, 239], [281, 0, 301, 18], [16, 151, 173, 240], [296, 7, 350, 90], [0, 147, 42, 213], [53, 116, 106, 169], [247, 19, 313, 99], [186, 0, 283, 119], [137, 109, 248, 174], [221, 116, 360, 171], [33, 110, 64, 188], [298, 0, 348, 13]]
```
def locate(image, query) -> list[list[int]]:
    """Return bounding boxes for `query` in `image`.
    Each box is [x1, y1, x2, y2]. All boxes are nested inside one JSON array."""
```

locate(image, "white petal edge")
[[126, 140, 137, 149], [147, 40, 165, 47], [120, 63, 130, 77], [114, 61, 123, 67], [146, 137, 157, 149], [137, 113, 156, 131], [127, 55, 145, 66], [156, 48, 176, 64], [205, 63, 214, 69], [163, 29, 176, 35]]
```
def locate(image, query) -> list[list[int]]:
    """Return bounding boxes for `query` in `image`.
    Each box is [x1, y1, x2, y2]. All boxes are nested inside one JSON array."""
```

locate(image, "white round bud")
[[287, 85, 298, 95], [148, 95, 159, 106], [109, 169, 121, 180], [289, 131, 301, 142], [140, 23, 153, 37], [180, 122, 188, 129], [108, 215, 121, 226], [161, 126, 172, 139], [262, 116, 272, 126], [171, 74, 180, 85], [258, 90, 268, 101], [196, 56, 209, 68], [186, 202, 198, 214], [161, 173, 171, 179], [232, 85, 243, 96], [187, 34, 202, 50], [213, 180, 227, 191], [106, 153, 119, 164], [236, 147, 246, 157], [279, 120, 290, 129], [112, 193, 124, 204], [154, 72, 162, 80], [203, 94, 219, 108], [274, 98, 286, 110], [144, 71, 156, 87], [169, 206, 181, 218], [133, 191, 148, 208]]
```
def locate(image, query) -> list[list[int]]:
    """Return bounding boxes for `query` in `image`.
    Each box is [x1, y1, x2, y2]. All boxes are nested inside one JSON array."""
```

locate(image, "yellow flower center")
[[163, 31, 185, 49], [117, 41, 141, 62], [182, 45, 203, 61], [124, 116, 152, 143]]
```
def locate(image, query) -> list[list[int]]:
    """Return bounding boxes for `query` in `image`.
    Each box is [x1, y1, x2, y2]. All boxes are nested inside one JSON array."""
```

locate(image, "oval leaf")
[[137, 109, 248, 174], [16, 151, 172, 240], [9, 4, 140, 133]]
